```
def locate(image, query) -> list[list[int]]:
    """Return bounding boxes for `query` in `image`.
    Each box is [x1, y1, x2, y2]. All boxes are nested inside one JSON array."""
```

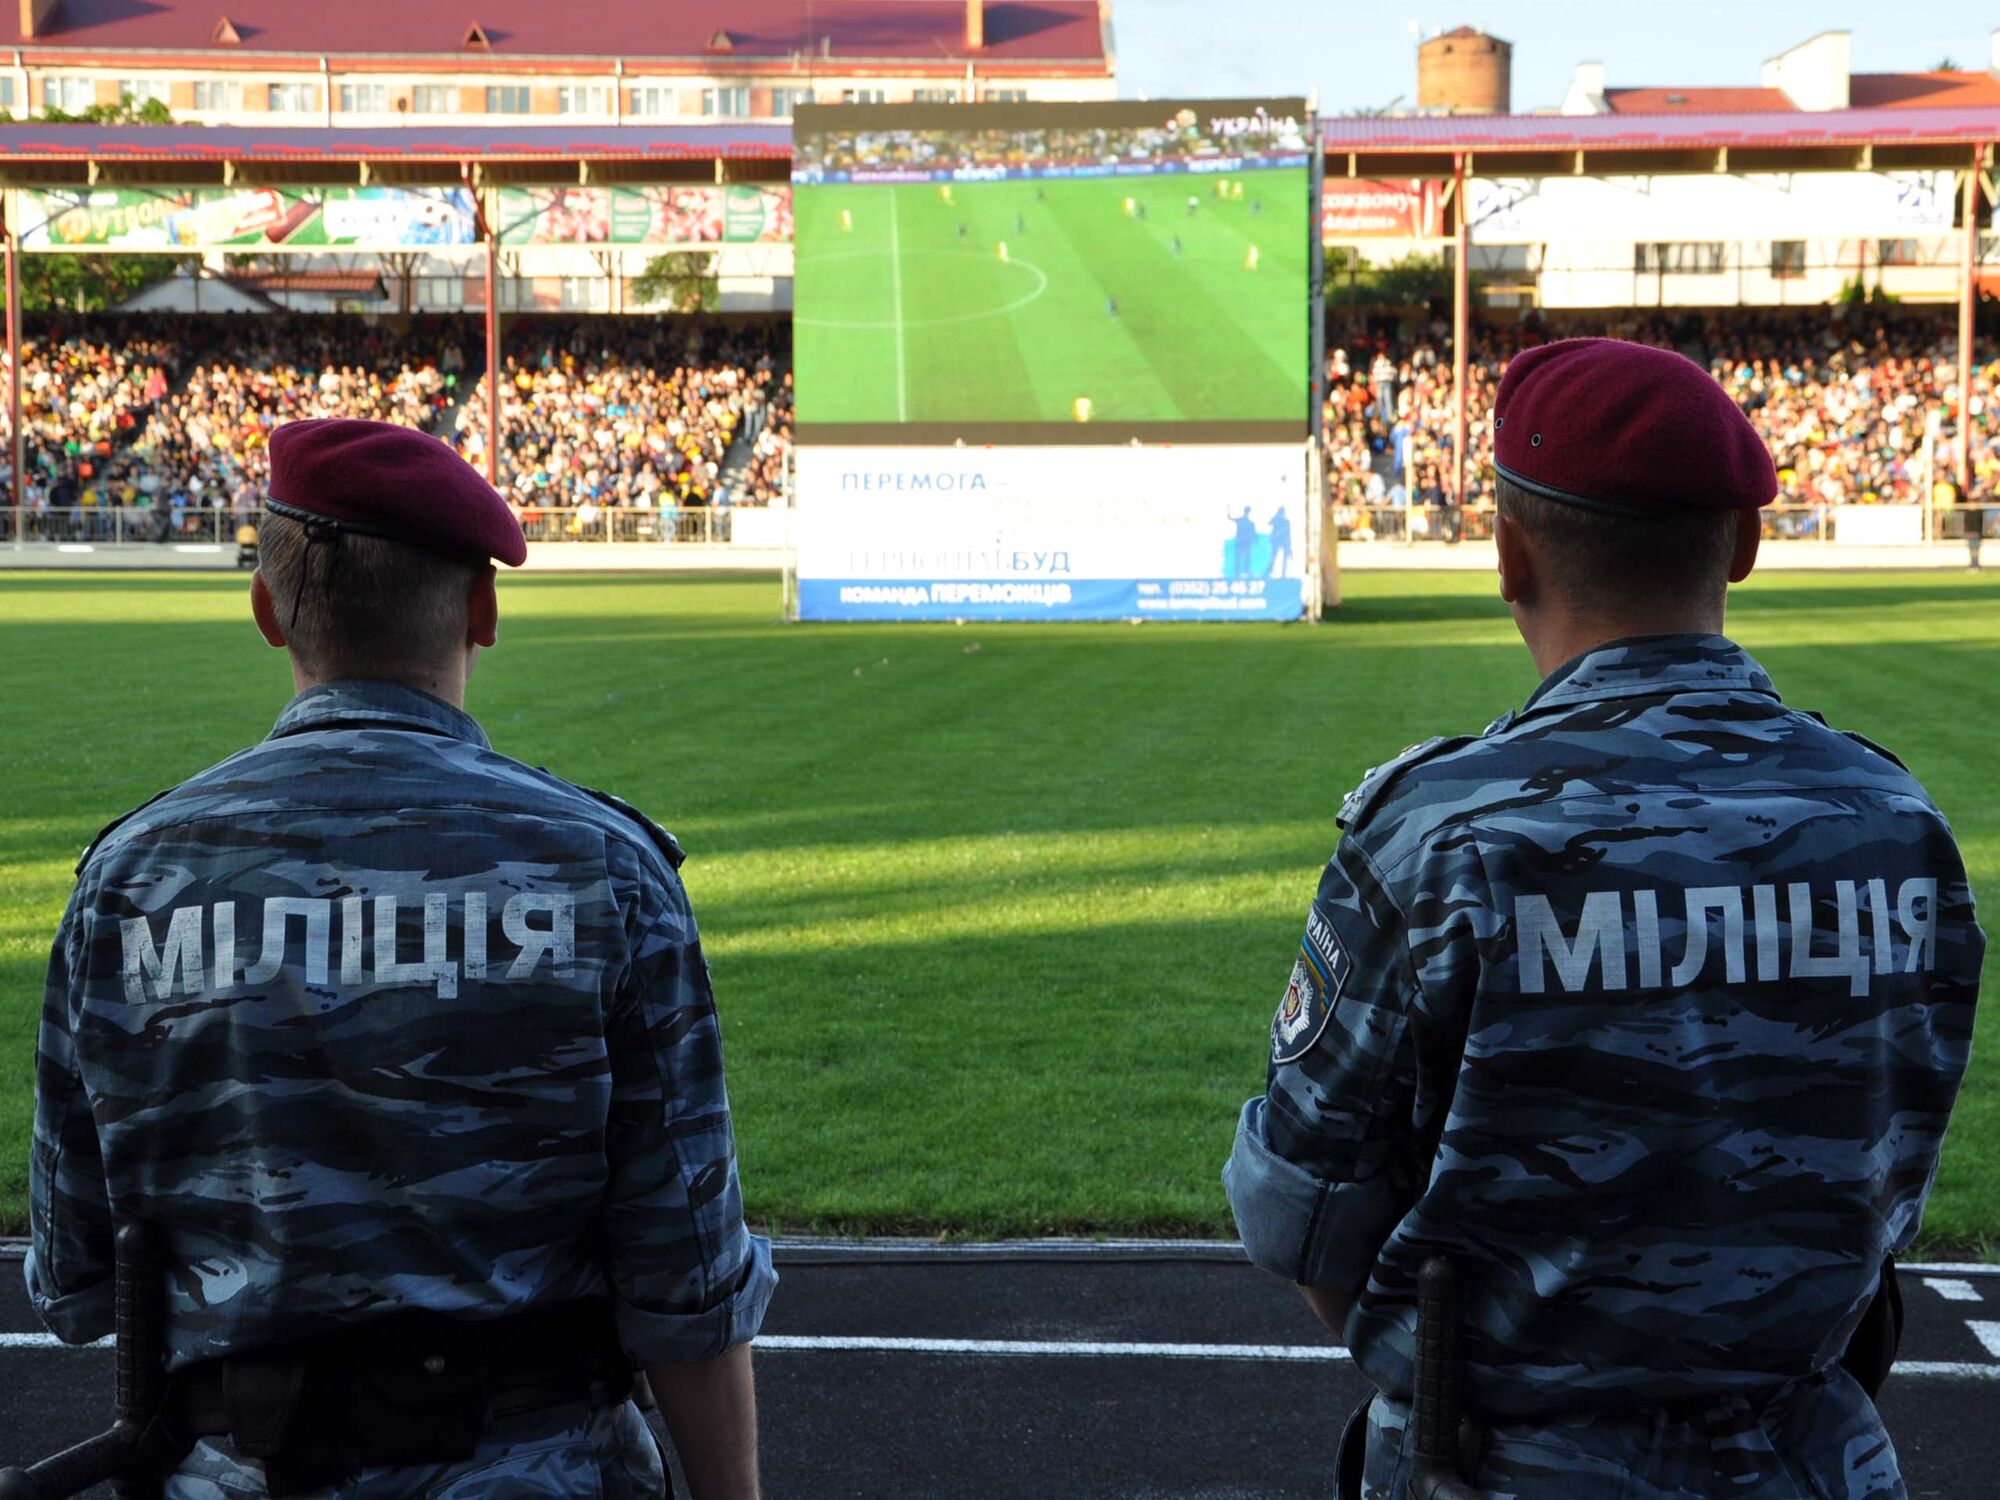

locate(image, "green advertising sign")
[[19, 186, 480, 251]]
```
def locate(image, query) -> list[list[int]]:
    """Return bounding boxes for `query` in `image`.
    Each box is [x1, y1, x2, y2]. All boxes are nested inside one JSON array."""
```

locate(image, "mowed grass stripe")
[[0, 571, 1992, 1245]]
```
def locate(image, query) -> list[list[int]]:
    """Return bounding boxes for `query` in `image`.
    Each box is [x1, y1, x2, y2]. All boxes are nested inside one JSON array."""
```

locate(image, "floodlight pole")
[[1452, 152, 1468, 508], [1959, 146, 1982, 493]]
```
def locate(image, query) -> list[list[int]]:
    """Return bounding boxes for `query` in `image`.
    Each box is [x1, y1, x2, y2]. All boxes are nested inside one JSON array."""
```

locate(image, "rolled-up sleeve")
[[600, 868, 776, 1364], [1224, 837, 1423, 1293], [25, 886, 115, 1343]]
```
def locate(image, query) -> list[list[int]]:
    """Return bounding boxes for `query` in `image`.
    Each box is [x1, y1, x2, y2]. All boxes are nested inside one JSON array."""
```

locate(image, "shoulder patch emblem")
[[1271, 919, 1350, 1066]]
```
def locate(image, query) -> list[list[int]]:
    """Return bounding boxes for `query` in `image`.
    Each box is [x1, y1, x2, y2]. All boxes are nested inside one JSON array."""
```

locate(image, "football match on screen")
[[0, 3, 1995, 1499]]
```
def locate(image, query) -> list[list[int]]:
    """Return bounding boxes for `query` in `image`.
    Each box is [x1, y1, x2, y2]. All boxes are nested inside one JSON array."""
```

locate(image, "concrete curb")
[[2, 1236, 1993, 1271]]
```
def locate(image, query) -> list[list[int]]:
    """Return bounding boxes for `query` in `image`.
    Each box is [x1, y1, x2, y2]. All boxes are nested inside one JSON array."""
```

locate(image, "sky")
[[1113, 1, 2000, 114]]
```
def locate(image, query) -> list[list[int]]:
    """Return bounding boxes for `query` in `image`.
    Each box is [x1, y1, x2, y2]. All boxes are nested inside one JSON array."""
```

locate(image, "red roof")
[[1604, 87, 1795, 114], [1322, 105, 2000, 152], [11, 0, 1107, 66], [1850, 72, 2000, 110], [231, 270, 385, 296]]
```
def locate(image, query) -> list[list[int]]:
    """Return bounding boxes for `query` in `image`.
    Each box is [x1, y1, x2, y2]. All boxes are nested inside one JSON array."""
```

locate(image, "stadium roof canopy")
[[5, 0, 1108, 70], [0, 123, 793, 186], [1322, 105, 2000, 179]]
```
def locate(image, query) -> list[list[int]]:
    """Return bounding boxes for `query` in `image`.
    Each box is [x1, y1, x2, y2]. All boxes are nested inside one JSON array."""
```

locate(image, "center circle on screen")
[[794, 248, 1051, 331]]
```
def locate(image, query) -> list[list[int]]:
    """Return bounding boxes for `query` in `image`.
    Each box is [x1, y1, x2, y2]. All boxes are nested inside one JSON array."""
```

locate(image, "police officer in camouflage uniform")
[[27, 419, 774, 1498], [1225, 340, 1983, 1499]]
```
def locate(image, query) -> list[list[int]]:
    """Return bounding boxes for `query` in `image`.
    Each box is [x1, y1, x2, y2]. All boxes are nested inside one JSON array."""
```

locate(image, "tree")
[[1327, 251, 1449, 308], [1933, 55, 1961, 72], [23, 255, 176, 312], [631, 251, 720, 313], [32, 98, 175, 126]]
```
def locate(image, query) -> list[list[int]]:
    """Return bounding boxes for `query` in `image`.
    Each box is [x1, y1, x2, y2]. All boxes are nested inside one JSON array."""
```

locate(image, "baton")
[[0, 1221, 166, 1500], [1408, 1256, 1481, 1500]]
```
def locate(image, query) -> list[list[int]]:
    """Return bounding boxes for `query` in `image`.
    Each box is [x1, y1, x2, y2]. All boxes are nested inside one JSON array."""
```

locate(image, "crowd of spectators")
[[0, 314, 793, 540], [451, 319, 790, 525], [1324, 309, 2000, 538]]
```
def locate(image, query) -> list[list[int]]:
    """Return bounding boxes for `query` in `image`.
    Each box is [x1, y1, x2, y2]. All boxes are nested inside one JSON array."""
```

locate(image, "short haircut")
[[1495, 475, 1739, 611], [257, 512, 484, 679]]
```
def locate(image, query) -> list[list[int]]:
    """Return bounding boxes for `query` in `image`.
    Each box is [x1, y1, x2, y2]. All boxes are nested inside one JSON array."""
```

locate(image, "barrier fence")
[[1332, 503, 1996, 545], [0, 505, 746, 548], [4, 503, 1992, 553]]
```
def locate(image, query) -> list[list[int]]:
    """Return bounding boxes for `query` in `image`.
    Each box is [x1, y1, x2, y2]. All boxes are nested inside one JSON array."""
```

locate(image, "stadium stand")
[[0, 315, 793, 541], [1325, 310, 1999, 541]]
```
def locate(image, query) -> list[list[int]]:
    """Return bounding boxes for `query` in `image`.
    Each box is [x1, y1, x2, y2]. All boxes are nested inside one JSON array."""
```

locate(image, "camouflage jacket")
[[28, 679, 776, 1377], [1225, 635, 1981, 1436]]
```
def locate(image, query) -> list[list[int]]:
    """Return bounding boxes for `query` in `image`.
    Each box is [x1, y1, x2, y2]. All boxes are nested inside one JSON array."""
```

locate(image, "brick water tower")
[[1418, 25, 1512, 115]]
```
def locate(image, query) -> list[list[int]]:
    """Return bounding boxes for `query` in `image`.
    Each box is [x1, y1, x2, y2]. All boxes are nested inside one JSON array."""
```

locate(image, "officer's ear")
[[466, 565, 499, 650], [1494, 509, 1534, 606], [1726, 509, 1761, 585], [249, 571, 288, 650]]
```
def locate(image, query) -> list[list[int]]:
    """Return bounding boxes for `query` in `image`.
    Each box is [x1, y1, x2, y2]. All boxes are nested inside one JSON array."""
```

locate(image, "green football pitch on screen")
[[794, 169, 1310, 427]]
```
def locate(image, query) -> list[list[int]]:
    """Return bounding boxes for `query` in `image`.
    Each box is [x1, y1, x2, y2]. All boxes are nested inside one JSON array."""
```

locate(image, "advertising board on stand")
[[496, 185, 793, 246], [1321, 179, 1440, 240], [20, 186, 479, 250]]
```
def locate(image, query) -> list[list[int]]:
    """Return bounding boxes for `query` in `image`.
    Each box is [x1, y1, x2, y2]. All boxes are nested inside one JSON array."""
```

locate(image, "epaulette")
[[575, 783, 687, 871], [1840, 729, 1910, 773], [1336, 734, 1473, 833], [1797, 711, 1912, 774], [75, 787, 176, 875]]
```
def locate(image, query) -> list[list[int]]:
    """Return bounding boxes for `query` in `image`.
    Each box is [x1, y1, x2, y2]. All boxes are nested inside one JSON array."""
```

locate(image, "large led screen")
[[793, 99, 1313, 446]]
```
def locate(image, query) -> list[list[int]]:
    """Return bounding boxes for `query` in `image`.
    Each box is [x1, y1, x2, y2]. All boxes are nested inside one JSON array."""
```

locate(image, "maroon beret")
[[267, 418, 526, 566], [1493, 338, 1776, 514]]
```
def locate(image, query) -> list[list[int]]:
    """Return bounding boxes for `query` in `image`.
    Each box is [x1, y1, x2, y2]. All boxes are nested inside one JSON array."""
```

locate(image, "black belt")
[[160, 1299, 630, 1496]]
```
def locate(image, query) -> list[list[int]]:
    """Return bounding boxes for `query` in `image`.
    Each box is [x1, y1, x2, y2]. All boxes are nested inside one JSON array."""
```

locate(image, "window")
[[629, 84, 675, 116], [410, 84, 454, 114], [338, 83, 387, 113], [192, 80, 244, 111], [912, 88, 960, 103], [485, 85, 530, 114], [41, 77, 93, 113], [557, 84, 609, 114], [0, 78, 14, 110], [1634, 241, 1724, 275], [985, 88, 1029, 103], [119, 78, 169, 107], [1770, 240, 1807, 280], [267, 83, 322, 113], [701, 85, 748, 116], [1876, 238, 1923, 267], [841, 88, 888, 104], [769, 87, 814, 115]]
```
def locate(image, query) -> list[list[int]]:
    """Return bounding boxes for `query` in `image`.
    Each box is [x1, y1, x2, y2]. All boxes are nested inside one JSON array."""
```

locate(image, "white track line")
[[1924, 1278, 1983, 1302], [5, 1330, 1995, 1381], [1969, 1322, 2000, 1359], [888, 188, 908, 422], [756, 1335, 1349, 1362]]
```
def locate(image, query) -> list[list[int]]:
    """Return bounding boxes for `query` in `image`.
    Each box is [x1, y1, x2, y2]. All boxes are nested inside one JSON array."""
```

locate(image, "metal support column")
[[1452, 152, 1469, 507], [4, 188, 21, 535], [1959, 147, 1981, 492], [485, 232, 501, 489]]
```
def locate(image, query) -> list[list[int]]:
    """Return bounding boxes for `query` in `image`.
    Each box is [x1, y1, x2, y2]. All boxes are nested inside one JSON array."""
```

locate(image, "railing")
[[1329, 502, 1990, 545], [0, 505, 760, 547]]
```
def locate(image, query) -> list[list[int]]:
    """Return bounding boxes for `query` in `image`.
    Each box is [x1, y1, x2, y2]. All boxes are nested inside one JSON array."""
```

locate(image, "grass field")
[[0, 570, 1994, 1252], [793, 169, 1309, 425]]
